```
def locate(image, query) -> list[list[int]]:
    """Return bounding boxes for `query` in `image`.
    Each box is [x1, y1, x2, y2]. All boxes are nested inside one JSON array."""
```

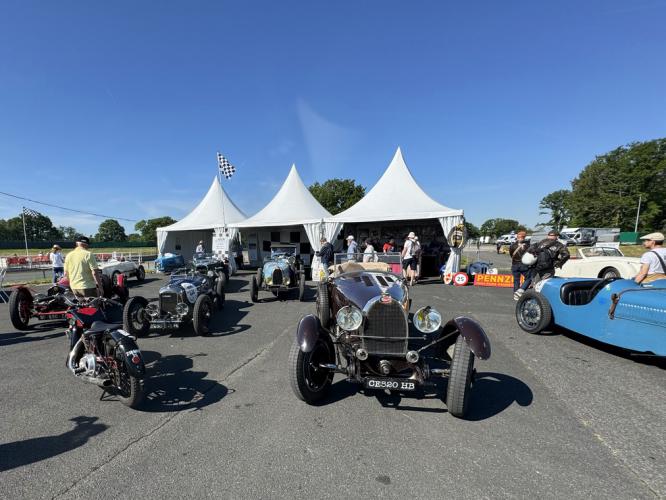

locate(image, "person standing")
[[634, 232, 666, 284], [413, 236, 423, 281], [401, 232, 418, 286], [362, 238, 376, 263], [346, 235, 358, 260], [64, 236, 103, 298], [49, 244, 65, 283], [317, 237, 334, 280], [382, 238, 396, 253], [516, 230, 569, 297], [509, 232, 529, 300], [195, 240, 205, 253]]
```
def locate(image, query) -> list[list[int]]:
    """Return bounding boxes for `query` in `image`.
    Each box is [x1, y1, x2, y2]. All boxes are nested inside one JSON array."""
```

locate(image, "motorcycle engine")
[[79, 353, 97, 375]]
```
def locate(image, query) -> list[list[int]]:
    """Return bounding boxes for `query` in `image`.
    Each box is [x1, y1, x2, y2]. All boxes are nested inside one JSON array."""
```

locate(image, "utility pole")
[[634, 194, 642, 233], [21, 207, 29, 258]]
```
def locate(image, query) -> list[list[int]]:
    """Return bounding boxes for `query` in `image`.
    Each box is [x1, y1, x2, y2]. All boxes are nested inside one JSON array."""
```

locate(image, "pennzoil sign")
[[473, 274, 523, 288]]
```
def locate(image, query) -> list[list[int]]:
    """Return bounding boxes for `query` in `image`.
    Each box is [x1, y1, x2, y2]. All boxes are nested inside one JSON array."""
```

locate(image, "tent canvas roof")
[[231, 164, 332, 227], [158, 176, 246, 232], [331, 148, 463, 223]]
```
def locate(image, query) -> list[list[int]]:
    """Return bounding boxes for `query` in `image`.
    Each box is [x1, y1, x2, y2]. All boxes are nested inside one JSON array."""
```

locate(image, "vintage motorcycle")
[[65, 296, 146, 408]]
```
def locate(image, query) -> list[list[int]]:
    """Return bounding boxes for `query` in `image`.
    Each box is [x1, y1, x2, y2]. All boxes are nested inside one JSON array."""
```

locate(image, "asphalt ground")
[[0, 272, 664, 499]]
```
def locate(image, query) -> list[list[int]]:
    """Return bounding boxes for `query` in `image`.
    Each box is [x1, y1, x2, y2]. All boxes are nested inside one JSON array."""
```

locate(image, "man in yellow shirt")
[[64, 236, 103, 297]]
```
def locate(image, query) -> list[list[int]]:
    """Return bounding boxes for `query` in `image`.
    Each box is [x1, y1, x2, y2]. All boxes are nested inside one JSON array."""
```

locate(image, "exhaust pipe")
[[79, 375, 112, 388], [67, 339, 85, 373]]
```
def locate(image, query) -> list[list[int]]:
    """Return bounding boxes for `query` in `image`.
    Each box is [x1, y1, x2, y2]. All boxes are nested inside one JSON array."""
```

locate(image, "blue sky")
[[1, 0, 665, 236]]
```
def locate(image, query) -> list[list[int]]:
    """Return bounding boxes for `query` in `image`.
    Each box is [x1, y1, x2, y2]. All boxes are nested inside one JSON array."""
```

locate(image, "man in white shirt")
[[346, 236, 358, 260], [49, 244, 65, 283], [402, 232, 418, 285], [634, 232, 666, 284], [362, 239, 376, 263], [195, 240, 205, 253]]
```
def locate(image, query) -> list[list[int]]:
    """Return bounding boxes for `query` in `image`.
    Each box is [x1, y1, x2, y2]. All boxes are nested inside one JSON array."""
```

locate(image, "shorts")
[[72, 288, 98, 298], [402, 258, 417, 271]]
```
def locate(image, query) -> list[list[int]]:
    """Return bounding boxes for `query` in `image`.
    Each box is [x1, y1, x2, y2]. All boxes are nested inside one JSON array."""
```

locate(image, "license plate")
[[364, 378, 417, 391], [39, 314, 65, 320], [151, 322, 178, 330]]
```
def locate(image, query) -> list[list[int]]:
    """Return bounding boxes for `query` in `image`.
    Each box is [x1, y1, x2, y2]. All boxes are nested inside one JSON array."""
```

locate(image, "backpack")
[[534, 242, 557, 271]]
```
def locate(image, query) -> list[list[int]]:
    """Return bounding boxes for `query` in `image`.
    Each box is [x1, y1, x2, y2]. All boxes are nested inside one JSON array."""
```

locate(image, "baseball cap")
[[346, 235, 354, 240], [52, 244, 61, 249], [640, 232, 664, 242], [76, 236, 90, 245], [408, 231, 416, 238]]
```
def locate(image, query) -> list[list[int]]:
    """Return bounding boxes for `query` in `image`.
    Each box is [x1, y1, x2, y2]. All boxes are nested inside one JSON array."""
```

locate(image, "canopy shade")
[[330, 147, 463, 223], [231, 164, 333, 227]]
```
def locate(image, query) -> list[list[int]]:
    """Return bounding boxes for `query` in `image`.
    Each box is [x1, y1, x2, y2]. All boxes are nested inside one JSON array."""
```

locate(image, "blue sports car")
[[515, 277, 666, 357], [155, 253, 186, 273]]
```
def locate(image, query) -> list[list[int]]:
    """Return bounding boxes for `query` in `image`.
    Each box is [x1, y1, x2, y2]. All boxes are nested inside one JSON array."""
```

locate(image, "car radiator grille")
[[160, 293, 178, 314], [272, 268, 283, 285], [363, 299, 408, 355]]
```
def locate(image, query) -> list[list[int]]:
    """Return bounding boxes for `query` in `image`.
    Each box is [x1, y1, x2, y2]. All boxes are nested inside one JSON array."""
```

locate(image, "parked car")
[[155, 253, 186, 273], [288, 260, 492, 418], [515, 277, 666, 356], [122, 269, 224, 337], [99, 258, 146, 285], [556, 246, 641, 279], [251, 244, 305, 302], [192, 252, 229, 287], [9, 275, 128, 331], [495, 234, 516, 245]]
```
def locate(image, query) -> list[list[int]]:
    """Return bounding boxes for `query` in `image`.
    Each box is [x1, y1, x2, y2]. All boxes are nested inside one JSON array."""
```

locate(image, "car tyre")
[[136, 265, 146, 282], [515, 290, 553, 334], [600, 267, 619, 279], [216, 279, 225, 309], [315, 282, 330, 327], [217, 271, 227, 290], [193, 294, 213, 336], [288, 335, 334, 404], [256, 268, 263, 287], [111, 271, 121, 286], [122, 296, 150, 337], [298, 271, 305, 301], [446, 336, 475, 418], [250, 276, 259, 303], [9, 287, 32, 330], [101, 274, 113, 298]]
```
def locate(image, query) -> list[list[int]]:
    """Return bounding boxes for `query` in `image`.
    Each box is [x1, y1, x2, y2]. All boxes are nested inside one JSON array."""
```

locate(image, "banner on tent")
[[212, 237, 229, 253]]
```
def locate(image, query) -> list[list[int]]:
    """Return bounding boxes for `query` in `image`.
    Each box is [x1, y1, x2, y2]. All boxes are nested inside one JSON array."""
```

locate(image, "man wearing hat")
[[402, 232, 418, 286], [634, 232, 666, 284], [49, 244, 65, 283], [64, 236, 103, 298], [508, 231, 530, 299], [317, 237, 334, 280], [346, 235, 358, 260]]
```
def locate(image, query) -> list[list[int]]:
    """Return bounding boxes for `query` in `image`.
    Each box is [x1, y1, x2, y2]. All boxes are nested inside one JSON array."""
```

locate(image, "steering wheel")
[[588, 277, 620, 299]]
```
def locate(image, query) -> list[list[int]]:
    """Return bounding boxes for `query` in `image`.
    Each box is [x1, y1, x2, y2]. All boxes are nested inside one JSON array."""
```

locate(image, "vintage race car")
[[122, 270, 223, 337], [515, 277, 666, 356], [9, 275, 128, 331], [100, 258, 146, 284], [155, 253, 186, 273], [192, 252, 230, 286], [288, 261, 492, 418], [556, 246, 641, 279], [251, 245, 305, 302]]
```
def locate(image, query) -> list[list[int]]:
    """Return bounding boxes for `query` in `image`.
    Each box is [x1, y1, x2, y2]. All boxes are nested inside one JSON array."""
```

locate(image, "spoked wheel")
[[111, 348, 144, 408], [250, 276, 259, 303], [515, 290, 552, 334], [600, 267, 619, 279], [193, 294, 213, 336], [446, 336, 475, 418], [288, 336, 335, 404], [123, 296, 150, 337], [9, 288, 32, 330]]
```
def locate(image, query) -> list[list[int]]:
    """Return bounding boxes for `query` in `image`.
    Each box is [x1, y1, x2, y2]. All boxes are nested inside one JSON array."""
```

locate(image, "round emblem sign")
[[443, 272, 453, 285], [453, 272, 469, 286]]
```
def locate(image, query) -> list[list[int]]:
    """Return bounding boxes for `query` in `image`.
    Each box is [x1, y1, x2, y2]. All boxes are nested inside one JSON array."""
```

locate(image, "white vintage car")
[[555, 247, 641, 279], [99, 258, 146, 284]]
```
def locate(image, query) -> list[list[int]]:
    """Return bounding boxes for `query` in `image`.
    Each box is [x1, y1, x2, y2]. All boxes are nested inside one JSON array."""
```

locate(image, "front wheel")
[[298, 271, 305, 301], [112, 348, 144, 408], [600, 267, 619, 279], [215, 279, 225, 309], [288, 336, 334, 404], [136, 265, 146, 281], [256, 268, 263, 287], [315, 282, 330, 327], [9, 288, 32, 330], [250, 276, 259, 303], [515, 290, 553, 334], [446, 336, 475, 418], [123, 296, 150, 337], [193, 294, 213, 336]]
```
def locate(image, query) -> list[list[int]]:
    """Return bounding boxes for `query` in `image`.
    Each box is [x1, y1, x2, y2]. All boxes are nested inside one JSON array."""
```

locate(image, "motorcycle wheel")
[[9, 288, 32, 330], [112, 348, 144, 408]]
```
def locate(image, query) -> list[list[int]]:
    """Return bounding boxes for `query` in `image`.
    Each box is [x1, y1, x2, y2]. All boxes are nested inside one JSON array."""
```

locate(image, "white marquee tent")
[[229, 165, 340, 266], [156, 176, 247, 258], [330, 147, 464, 272]]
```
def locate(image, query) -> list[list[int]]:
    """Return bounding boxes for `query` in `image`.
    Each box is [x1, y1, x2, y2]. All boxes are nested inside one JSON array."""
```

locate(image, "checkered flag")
[[217, 152, 236, 179], [22, 206, 42, 218]]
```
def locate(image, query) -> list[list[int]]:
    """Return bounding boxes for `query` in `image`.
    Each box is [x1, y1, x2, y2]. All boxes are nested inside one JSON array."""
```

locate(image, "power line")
[[0, 191, 138, 222]]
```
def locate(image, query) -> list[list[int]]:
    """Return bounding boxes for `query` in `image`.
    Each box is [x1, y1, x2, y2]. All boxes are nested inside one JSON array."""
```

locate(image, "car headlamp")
[[336, 305, 363, 331], [288, 255, 296, 265], [413, 306, 442, 333], [207, 270, 215, 277], [176, 303, 189, 316]]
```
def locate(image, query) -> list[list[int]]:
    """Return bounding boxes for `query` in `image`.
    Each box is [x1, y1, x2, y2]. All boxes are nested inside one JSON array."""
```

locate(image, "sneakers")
[[513, 289, 525, 301]]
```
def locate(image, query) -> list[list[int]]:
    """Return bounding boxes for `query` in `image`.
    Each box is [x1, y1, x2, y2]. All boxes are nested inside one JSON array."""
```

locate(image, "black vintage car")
[[122, 270, 223, 337], [192, 252, 230, 287], [288, 261, 491, 418], [251, 245, 305, 302]]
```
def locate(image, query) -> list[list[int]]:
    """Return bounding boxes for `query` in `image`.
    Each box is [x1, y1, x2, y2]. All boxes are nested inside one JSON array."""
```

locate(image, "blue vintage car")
[[515, 277, 666, 356], [251, 244, 305, 302], [155, 253, 186, 273]]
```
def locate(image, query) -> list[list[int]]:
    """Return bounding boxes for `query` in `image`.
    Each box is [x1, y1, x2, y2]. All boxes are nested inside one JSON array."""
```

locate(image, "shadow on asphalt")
[[125, 277, 161, 288], [0, 416, 108, 472], [138, 351, 229, 412], [0, 325, 65, 347], [208, 299, 252, 337]]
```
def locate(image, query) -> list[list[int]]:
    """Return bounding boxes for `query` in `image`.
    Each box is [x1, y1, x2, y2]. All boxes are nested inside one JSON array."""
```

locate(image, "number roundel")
[[453, 272, 469, 286]]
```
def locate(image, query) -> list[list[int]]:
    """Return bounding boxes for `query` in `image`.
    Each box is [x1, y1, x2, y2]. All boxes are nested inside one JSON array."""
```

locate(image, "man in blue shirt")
[[346, 235, 358, 260]]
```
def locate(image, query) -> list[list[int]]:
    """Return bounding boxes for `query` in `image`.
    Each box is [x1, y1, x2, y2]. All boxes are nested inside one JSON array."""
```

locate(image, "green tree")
[[135, 216, 176, 241], [568, 139, 666, 231], [539, 189, 572, 232], [58, 226, 78, 240], [127, 233, 143, 242], [308, 179, 365, 215], [464, 221, 481, 240], [480, 218, 526, 237], [3, 211, 63, 241], [95, 219, 127, 242]]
